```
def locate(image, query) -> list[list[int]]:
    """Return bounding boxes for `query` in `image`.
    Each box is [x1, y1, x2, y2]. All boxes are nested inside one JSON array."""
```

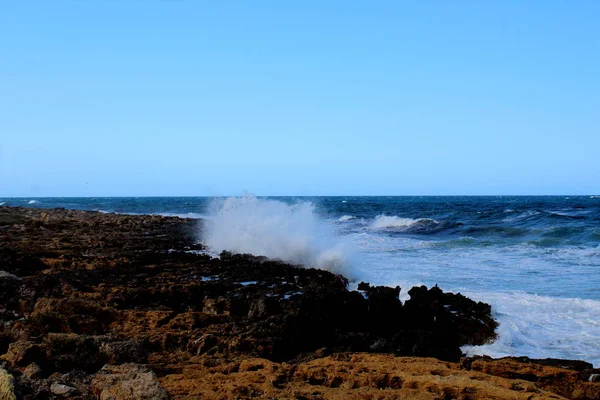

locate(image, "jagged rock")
[[0, 368, 17, 400], [92, 364, 169, 400], [22, 362, 43, 379], [50, 382, 77, 397], [3, 341, 43, 367], [44, 333, 106, 373], [100, 340, 148, 364]]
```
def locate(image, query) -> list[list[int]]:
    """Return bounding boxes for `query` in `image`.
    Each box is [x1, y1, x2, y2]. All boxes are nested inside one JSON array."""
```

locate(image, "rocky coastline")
[[0, 206, 598, 399]]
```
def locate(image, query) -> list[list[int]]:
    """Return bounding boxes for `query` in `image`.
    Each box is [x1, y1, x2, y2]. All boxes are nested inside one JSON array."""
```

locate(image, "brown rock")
[[92, 364, 170, 400], [22, 362, 43, 380], [0, 368, 17, 400], [4, 341, 43, 367]]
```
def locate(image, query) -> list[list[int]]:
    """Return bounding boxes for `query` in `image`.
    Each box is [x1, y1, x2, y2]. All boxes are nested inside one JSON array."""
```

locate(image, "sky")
[[1, 1, 599, 196]]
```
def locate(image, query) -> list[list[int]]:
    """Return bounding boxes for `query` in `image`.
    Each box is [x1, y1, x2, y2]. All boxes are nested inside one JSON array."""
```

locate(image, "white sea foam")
[[370, 214, 439, 230], [338, 215, 354, 222], [346, 227, 600, 366], [28, 200, 38, 204], [0, 202, 5, 206], [462, 291, 600, 367], [157, 212, 206, 219], [202, 195, 354, 277]]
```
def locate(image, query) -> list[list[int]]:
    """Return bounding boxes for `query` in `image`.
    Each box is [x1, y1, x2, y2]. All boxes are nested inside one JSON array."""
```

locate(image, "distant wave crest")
[[338, 215, 354, 222], [371, 215, 439, 230]]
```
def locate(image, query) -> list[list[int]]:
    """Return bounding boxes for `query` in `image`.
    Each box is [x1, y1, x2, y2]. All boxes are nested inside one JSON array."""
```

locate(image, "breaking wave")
[[370, 215, 446, 233], [338, 215, 354, 222], [462, 291, 600, 366], [202, 195, 354, 277]]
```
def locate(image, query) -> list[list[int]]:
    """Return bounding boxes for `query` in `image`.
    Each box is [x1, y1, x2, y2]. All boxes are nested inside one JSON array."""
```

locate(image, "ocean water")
[[2, 195, 600, 366]]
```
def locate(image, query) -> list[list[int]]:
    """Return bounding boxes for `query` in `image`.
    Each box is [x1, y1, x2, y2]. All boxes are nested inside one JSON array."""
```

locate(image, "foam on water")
[[338, 215, 354, 222], [462, 291, 600, 366], [346, 223, 600, 366], [157, 212, 206, 219], [27, 200, 38, 204], [371, 214, 439, 230], [202, 195, 354, 277]]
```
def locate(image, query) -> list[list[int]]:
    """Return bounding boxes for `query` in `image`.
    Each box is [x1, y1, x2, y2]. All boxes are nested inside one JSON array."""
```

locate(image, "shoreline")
[[0, 205, 598, 399]]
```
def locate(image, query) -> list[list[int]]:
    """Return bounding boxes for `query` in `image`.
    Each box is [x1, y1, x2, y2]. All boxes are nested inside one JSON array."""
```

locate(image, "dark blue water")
[[2, 195, 600, 364]]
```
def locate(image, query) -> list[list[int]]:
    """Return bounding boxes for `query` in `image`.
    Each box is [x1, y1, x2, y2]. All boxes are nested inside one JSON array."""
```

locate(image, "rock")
[[0, 248, 47, 277], [92, 364, 170, 400], [50, 382, 77, 397], [462, 355, 599, 399], [44, 333, 106, 373], [247, 297, 281, 319], [0, 368, 17, 400], [31, 298, 118, 335], [22, 362, 43, 379], [1, 206, 597, 400], [0, 271, 23, 315], [4, 341, 43, 367], [100, 340, 148, 364], [0, 271, 20, 281], [188, 334, 218, 356]]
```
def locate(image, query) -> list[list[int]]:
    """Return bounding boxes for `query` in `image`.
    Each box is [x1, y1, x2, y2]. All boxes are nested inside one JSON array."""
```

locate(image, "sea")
[[2, 195, 599, 366]]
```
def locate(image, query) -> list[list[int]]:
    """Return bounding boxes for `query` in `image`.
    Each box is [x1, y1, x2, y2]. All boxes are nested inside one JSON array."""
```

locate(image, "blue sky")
[[1, 1, 599, 196]]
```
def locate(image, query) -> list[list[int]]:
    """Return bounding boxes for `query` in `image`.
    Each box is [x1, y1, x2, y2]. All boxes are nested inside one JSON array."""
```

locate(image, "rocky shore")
[[0, 206, 598, 399]]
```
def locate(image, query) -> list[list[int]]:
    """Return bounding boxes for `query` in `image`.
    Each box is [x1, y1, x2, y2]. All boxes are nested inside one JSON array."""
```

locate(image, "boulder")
[[4, 341, 43, 367], [92, 364, 170, 400]]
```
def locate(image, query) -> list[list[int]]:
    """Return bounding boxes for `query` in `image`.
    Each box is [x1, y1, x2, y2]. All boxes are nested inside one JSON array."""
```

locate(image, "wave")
[[27, 200, 38, 204], [547, 211, 587, 220], [369, 214, 463, 235], [202, 195, 354, 277], [462, 291, 600, 367], [501, 210, 541, 223], [338, 215, 354, 222], [371, 215, 439, 229], [0, 202, 5, 206], [461, 226, 530, 237], [426, 236, 486, 249]]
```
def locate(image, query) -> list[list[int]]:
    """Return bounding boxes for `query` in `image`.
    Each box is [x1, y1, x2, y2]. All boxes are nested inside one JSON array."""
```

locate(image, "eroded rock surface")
[[0, 206, 597, 399]]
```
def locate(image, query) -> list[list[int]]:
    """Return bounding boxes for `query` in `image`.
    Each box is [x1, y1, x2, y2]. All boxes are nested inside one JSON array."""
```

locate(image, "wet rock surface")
[[0, 206, 598, 399]]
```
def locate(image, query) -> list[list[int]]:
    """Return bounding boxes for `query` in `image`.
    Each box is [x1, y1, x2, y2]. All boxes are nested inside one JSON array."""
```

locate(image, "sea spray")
[[203, 195, 355, 277]]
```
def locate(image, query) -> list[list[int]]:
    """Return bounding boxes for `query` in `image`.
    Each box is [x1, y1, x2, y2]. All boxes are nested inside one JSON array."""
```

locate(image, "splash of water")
[[202, 195, 354, 277]]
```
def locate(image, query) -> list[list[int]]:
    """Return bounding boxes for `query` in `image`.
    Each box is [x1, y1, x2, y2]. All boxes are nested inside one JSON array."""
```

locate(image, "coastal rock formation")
[[0, 206, 598, 399]]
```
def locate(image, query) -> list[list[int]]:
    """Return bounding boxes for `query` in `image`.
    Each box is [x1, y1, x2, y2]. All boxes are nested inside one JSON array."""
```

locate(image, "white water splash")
[[462, 291, 600, 367], [202, 195, 354, 277]]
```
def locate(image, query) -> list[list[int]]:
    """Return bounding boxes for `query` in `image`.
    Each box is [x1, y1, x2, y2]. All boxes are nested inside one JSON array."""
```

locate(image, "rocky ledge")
[[0, 206, 598, 399]]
